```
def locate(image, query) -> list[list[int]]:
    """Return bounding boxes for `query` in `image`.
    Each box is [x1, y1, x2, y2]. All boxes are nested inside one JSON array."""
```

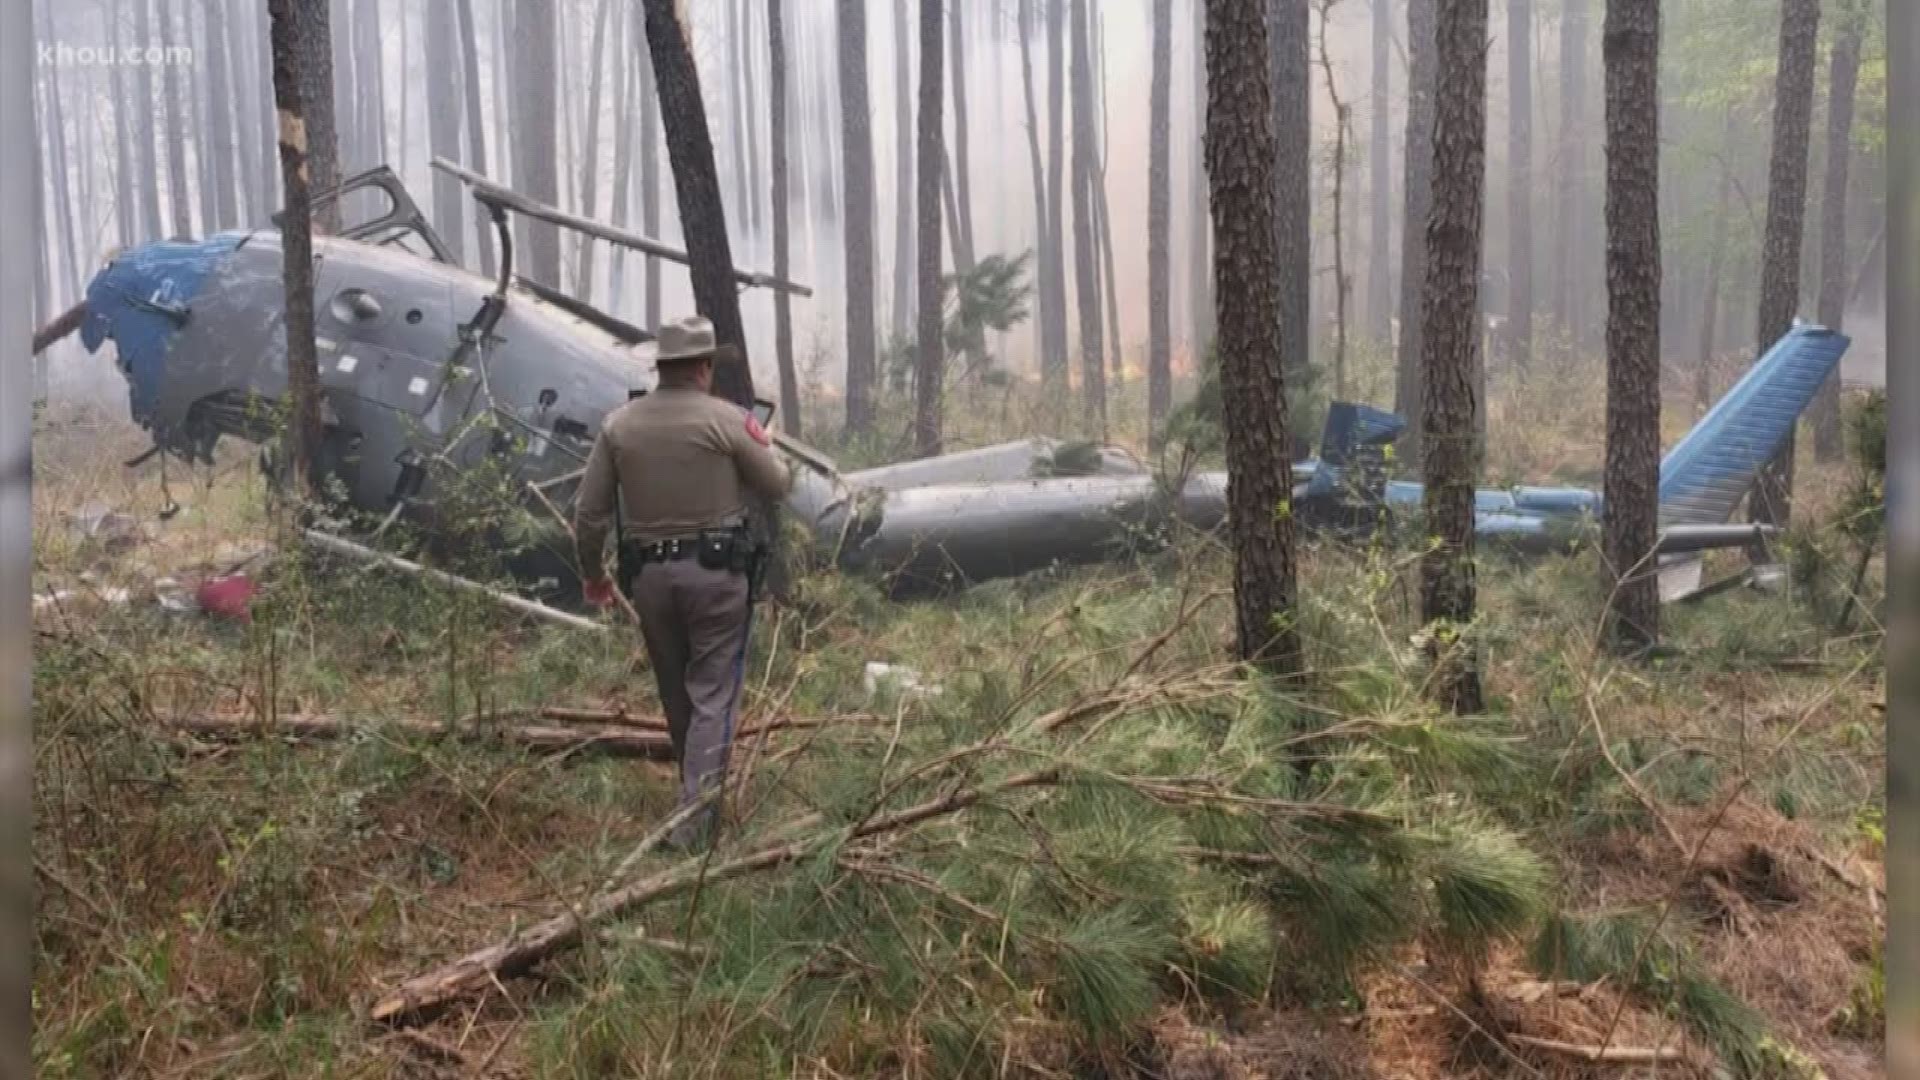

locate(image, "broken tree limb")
[[303, 529, 607, 634], [1507, 1034, 1688, 1065], [32, 302, 86, 355], [367, 768, 1062, 1024], [159, 712, 673, 759], [536, 706, 887, 734]]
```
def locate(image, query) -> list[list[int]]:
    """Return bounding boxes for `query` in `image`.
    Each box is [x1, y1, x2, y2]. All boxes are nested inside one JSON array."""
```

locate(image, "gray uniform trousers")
[[629, 558, 752, 841]]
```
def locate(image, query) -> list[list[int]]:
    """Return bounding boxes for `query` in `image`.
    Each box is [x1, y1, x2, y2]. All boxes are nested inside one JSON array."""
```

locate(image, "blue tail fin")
[[1657, 323, 1850, 527]]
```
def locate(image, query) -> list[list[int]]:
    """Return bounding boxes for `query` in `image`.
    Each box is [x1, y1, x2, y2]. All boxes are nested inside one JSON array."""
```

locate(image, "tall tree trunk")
[[1396, 0, 1437, 459], [837, 0, 877, 434], [1694, 102, 1736, 409], [130, 0, 164, 238], [727, 0, 752, 240], [428, 0, 467, 264], [1094, 7, 1123, 392], [913, 0, 946, 457], [1601, 0, 1661, 653], [1203, 0, 1302, 678], [1550, 0, 1586, 345], [493, 0, 513, 200], [353, 0, 386, 169], [253, 1, 280, 219], [303, 0, 341, 230], [1366, 0, 1393, 341], [1148, 0, 1173, 440], [573, 0, 611, 296], [1018, 0, 1048, 372], [893, 0, 916, 340], [157, 0, 193, 237], [329, 0, 354, 172], [1269, 0, 1310, 395], [1043, 0, 1069, 389], [741, 0, 762, 239], [514, 0, 561, 285], [206, 0, 240, 228], [1187, 0, 1214, 354], [1315, 0, 1352, 399], [1810, 1, 1863, 462], [638, 4, 662, 327], [941, 146, 975, 272], [456, 0, 495, 274], [949, 0, 976, 268], [641, 0, 755, 407], [37, 0, 79, 302], [110, 0, 134, 243], [769, 0, 800, 438], [1069, 0, 1105, 434], [267, 0, 324, 495], [1751, 0, 1819, 528], [1419, 0, 1488, 714], [1506, 0, 1533, 370]]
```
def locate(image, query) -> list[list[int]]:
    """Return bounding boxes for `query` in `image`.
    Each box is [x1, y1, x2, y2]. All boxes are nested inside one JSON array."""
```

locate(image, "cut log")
[[160, 712, 673, 759]]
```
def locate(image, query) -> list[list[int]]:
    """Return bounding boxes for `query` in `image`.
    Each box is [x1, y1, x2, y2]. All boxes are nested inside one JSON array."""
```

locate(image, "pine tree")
[[1396, 0, 1437, 458], [1148, 0, 1173, 442], [1418, 0, 1489, 713], [1204, 0, 1302, 678], [913, 0, 947, 457], [1810, 0, 1864, 462], [1506, 0, 1534, 370], [1751, 0, 1820, 528], [1601, 0, 1661, 652], [838, 0, 878, 434], [267, 0, 325, 496]]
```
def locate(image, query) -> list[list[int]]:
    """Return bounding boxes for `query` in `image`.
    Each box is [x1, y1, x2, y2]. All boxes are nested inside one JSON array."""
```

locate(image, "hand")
[[582, 576, 617, 609]]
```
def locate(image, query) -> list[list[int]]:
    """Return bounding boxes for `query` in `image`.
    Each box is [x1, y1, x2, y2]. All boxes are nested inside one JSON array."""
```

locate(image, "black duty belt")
[[631, 537, 701, 564]]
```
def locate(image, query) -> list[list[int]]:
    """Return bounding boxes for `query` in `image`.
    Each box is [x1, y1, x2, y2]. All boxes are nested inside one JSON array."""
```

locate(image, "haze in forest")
[[27, 0, 1889, 415]]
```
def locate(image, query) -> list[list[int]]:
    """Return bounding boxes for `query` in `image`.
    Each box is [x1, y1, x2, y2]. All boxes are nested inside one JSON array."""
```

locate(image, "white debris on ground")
[[862, 661, 943, 699]]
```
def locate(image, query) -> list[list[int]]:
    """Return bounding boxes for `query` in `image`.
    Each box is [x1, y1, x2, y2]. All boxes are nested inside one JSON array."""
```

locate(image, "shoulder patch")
[[744, 411, 771, 447]]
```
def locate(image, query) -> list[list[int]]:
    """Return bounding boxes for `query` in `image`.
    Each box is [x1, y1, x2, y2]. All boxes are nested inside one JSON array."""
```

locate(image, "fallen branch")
[[304, 529, 606, 634], [160, 712, 672, 759], [1507, 1033, 1687, 1065], [536, 706, 885, 734], [368, 768, 1061, 1024]]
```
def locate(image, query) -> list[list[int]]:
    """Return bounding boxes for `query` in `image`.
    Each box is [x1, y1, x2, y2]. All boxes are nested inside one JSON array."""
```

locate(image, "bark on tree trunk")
[[514, 0, 561, 286], [1396, 0, 1437, 460], [267, 0, 324, 497], [1315, 0, 1353, 400], [1551, 0, 1586, 346], [1751, 0, 1819, 528], [1810, 2, 1863, 462], [299, 0, 340, 232], [641, 0, 753, 406], [158, 0, 193, 237], [1601, 0, 1661, 653], [912, 0, 946, 457], [1019, 0, 1049, 376], [1187, 0, 1213, 356], [1366, 0, 1393, 342], [428, 0, 467, 265], [1695, 103, 1736, 410], [131, 0, 164, 238], [456, 0, 494, 274], [949, 0, 976, 268], [837, 0, 877, 434], [1043, 0, 1070, 390], [1094, 8, 1123, 393], [1418, 0, 1487, 714], [572, 0, 612, 298], [769, 0, 801, 439], [1270, 0, 1311, 397], [1069, 0, 1106, 437], [637, 2, 661, 327], [1204, 0, 1302, 679], [1148, 0, 1173, 442], [893, 0, 916, 341], [1506, 0, 1533, 371]]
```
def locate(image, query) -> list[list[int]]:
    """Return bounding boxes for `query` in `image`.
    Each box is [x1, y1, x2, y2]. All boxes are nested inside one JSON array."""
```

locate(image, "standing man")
[[575, 317, 793, 848]]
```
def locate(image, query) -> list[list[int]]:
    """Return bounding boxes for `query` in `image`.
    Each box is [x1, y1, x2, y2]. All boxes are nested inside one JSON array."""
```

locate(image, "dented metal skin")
[[76, 169, 1847, 602]]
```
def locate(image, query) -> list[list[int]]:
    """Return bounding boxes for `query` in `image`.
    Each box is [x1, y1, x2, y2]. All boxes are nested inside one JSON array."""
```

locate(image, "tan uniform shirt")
[[573, 387, 792, 580]]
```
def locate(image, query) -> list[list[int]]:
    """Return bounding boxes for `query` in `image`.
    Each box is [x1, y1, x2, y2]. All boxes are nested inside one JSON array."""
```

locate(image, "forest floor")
[[30, 355, 1885, 1079]]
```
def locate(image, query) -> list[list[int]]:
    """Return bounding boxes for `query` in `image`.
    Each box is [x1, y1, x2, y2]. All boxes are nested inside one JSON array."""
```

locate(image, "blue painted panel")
[[80, 233, 247, 425]]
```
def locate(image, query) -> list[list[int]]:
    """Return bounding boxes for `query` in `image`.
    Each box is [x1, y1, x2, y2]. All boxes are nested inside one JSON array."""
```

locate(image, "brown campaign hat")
[[654, 316, 718, 363]]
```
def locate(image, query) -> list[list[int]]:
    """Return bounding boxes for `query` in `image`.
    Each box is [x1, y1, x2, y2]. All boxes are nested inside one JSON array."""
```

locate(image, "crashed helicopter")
[[50, 164, 1847, 612]]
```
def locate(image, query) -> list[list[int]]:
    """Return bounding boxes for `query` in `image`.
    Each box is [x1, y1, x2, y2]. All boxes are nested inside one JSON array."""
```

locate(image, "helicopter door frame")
[[274, 165, 455, 265]]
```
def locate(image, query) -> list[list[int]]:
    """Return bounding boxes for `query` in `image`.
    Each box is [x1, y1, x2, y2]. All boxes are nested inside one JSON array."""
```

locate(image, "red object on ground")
[[196, 573, 256, 622]]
